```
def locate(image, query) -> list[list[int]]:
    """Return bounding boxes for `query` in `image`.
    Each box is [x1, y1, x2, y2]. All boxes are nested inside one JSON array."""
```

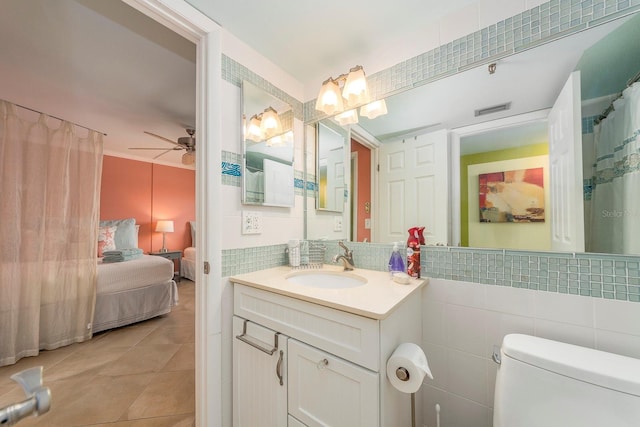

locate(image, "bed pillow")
[[97, 225, 117, 257], [99, 218, 138, 249], [190, 221, 196, 247]]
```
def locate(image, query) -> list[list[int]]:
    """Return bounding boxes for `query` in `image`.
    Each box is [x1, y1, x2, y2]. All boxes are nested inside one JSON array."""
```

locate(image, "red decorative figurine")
[[407, 227, 422, 278]]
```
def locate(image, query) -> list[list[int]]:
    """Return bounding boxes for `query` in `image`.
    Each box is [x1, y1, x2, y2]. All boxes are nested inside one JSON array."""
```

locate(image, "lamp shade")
[[360, 99, 388, 119], [342, 65, 369, 107], [334, 109, 359, 126], [260, 107, 282, 139], [155, 220, 174, 233], [246, 115, 264, 142], [315, 78, 344, 115]]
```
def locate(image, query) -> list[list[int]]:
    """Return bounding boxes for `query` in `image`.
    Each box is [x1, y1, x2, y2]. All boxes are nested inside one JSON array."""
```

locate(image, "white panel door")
[[288, 339, 379, 427], [233, 316, 288, 427], [548, 71, 585, 251], [378, 129, 449, 244], [326, 147, 345, 211]]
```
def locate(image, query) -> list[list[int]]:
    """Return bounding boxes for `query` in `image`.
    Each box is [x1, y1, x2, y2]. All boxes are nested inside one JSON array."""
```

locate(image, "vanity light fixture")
[[246, 114, 264, 142], [315, 65, 369, 115], [260, 106, 283, 139], [360, 99, 388, 120], [334, 109, 359, 126], [315, 77, 344, 115], [245, 107, 283, 142]]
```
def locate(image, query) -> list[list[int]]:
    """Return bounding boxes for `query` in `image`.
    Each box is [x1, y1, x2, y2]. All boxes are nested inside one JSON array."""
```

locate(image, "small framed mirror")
[[316, 119, 348, 212], [242, 81, 295, 207]]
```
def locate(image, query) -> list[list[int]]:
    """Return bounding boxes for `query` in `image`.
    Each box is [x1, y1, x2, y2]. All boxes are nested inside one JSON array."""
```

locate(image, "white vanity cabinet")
[[232, 316, 289, 427], [232, 278, 424, 427]]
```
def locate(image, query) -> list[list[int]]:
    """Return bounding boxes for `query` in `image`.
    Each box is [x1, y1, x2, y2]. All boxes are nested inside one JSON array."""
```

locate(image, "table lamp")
[[155, 220, 174, 253]]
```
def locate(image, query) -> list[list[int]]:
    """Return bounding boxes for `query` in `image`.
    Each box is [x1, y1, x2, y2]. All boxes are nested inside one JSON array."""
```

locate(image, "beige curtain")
[[0, 101, 103, 366]]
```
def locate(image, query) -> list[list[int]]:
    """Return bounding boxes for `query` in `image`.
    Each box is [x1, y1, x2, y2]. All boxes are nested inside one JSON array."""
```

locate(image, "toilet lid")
[[502, 334, 640, 397]]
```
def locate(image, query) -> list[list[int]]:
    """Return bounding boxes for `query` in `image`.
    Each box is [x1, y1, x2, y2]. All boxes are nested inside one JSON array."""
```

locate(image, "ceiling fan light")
[[260, 107, 282, 139], [246, 115, 264, 142], [315, 78, 344, 115], [360, 99, 388, 119], [182, 151, 195, 165], [343, 65, 369, 107], [334, 109, 359, 126]]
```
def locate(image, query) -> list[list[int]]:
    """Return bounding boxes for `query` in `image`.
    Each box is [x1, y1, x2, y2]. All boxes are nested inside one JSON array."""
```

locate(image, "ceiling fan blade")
[[144, 131, 179, 146], [153, 149, 175, 159], [129, 147, 183, 150]]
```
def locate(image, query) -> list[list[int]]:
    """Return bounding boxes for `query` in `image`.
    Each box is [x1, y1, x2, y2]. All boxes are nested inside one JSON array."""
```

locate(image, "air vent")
[[475, 102, 511, 117]]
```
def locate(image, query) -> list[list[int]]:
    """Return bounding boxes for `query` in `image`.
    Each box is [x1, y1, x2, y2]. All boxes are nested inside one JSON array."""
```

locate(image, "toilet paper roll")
[[386, 342, 433, 394]]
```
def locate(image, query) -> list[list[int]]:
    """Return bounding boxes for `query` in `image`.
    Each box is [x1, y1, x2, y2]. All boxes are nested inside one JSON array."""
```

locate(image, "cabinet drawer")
[[234, 284, 380, 370], [288, 339, 379, 427]]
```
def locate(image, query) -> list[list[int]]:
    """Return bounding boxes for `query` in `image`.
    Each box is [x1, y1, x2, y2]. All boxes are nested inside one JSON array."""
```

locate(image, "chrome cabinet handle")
[[276, 350, 284, 386], [317, 358, 329, 370], [235, 319, 279, 355]]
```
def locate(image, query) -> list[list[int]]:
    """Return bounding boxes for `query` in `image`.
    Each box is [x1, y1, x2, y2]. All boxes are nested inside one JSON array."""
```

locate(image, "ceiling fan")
[[130, 128, 196, 165]]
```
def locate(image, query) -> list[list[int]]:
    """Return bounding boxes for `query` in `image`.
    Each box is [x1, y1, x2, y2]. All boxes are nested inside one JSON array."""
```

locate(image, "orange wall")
[[100, 155, 195, 253], [351, 140, 371, 242]]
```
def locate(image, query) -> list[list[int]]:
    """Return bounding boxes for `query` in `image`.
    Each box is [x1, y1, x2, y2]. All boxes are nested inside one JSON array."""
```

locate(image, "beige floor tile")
[[0, 280, 196, 426], [124, 370, 195, 420], [162, 343, 195, 372], [30, 373, 155, 426], [137, 325, 195, 346], [98, 344, 181, 377], [92, 413, 195, 427]]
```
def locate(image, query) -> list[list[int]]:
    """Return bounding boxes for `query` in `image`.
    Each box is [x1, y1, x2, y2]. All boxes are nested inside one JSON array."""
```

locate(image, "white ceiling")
[[0, 1, 634, 167]]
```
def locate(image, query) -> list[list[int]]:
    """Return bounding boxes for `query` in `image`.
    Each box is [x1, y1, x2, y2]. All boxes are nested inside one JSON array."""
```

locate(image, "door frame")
[[350, 127, 380, 241], [122, 1, 222, 426], [449, 109, 550, 247]]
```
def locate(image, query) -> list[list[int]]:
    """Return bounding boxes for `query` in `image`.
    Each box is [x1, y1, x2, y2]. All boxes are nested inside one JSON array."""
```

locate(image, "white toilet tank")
[[493, 334, 640, 427]]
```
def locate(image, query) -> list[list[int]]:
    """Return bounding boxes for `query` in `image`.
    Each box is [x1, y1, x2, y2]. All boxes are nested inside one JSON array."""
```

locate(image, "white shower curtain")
[[0, 101, 103, 366], [588, 82, 640, 254]]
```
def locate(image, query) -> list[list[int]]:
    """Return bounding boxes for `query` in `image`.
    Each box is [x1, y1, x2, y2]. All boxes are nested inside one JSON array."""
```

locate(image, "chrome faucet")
[[332, 241, 355, 271], [0, 367, 51, 426]]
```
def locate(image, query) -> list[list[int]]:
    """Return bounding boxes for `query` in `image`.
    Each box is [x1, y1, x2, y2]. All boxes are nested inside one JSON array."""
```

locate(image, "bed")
[[94, 217, 178, 334], [181, 220, 196, 282], [181, 246, 196, 281], [93, 254, 178, 333]]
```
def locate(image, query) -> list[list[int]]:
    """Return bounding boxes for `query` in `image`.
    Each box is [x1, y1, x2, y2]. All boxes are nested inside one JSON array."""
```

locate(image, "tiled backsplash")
[[222, 241, 640, 304]]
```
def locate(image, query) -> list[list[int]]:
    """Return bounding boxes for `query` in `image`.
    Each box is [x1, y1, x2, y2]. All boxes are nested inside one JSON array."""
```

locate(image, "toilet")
[[493, 334, 640, 427]]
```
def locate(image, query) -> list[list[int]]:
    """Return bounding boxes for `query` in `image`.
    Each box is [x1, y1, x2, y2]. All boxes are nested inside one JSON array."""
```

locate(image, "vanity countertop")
[[230, 265, 427, 320]]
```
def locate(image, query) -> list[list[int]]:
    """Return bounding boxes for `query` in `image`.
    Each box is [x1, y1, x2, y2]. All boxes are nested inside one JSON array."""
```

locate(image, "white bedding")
[[93, 255, 178, 333], [183, 246, 196, 262], [182, 247, 196, 281], [97, 254, 173, 293]]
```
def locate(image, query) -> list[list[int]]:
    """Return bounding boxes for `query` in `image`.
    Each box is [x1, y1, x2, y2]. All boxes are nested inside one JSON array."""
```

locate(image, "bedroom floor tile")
[[123, 369, 196, 420], [0, 279, 196, 426]]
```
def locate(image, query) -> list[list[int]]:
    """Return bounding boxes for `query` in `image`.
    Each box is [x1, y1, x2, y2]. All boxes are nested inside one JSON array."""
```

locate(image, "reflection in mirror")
[[304, 12, 640, 255], [316, 119, 347, 212], [242, 81, 295, 207]]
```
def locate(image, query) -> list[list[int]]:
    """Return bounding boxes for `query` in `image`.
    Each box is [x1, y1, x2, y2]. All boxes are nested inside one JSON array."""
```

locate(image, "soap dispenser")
[[388, 242, 405, 276]]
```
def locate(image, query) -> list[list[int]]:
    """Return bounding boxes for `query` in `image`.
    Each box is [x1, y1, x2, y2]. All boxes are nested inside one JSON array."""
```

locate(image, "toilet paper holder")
[[396, 367, 410, 381]]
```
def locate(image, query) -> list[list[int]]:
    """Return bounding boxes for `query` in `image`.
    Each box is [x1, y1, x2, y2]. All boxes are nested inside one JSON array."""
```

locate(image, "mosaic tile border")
[[222, 244, 289, 277], [222, 241, 640, 303], [222, 54, 303, 120], [304, 1, 640, 123], [221, 149, 306, 193]]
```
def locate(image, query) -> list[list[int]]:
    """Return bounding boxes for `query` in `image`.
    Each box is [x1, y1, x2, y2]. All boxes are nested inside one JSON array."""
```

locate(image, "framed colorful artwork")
[[479, 167, 545, 223]]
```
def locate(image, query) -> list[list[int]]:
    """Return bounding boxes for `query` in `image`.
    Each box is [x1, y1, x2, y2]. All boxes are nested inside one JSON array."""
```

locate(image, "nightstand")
[[149, 250, 182, 282]]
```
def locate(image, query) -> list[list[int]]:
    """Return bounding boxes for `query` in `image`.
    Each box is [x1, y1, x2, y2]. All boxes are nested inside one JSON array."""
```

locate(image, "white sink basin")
[[286, 271, 367, 289]]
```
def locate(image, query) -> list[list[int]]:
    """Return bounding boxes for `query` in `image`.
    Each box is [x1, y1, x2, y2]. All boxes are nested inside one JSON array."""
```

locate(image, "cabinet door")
[[288, 339, 379, 427], [288, 415, 307, 427], [233, 316, 288, 427]]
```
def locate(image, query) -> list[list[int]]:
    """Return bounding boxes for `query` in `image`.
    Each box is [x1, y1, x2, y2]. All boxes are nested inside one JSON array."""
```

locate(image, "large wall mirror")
[[316, 119, 348, 212], [305, 11, 640, 255], [242, 81, 295, 207]]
